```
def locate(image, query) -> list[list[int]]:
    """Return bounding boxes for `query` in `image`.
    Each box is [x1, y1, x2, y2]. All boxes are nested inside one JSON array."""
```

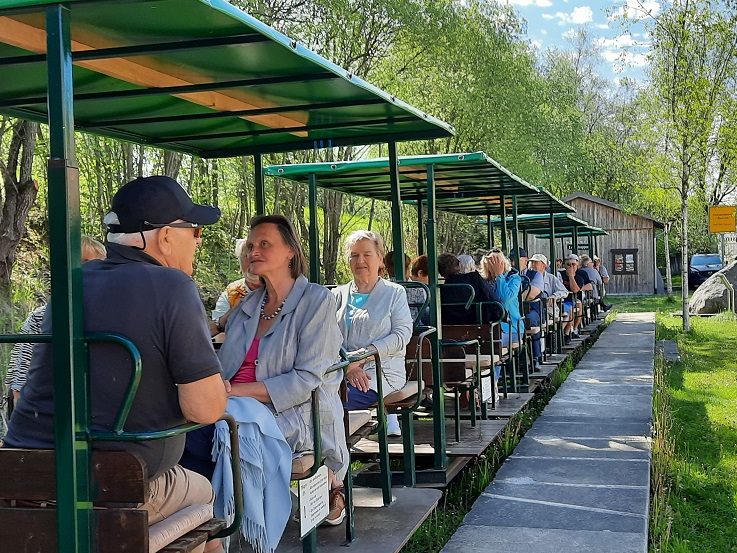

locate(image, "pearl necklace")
[[260, 293, 286, 320]]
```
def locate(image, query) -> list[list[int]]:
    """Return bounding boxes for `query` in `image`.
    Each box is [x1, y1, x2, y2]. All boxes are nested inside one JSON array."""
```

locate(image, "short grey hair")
[[344, 230, 386, 261], [458, 254, 476, 274], [104, 212, 157, 247]]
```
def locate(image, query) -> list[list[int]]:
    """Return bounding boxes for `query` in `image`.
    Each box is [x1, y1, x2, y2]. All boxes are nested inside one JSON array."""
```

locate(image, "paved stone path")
[[442, 313, 654, 553]]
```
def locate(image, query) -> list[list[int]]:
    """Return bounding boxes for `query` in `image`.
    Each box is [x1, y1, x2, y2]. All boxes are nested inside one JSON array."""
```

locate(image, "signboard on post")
[[708, 205, 737, 233]]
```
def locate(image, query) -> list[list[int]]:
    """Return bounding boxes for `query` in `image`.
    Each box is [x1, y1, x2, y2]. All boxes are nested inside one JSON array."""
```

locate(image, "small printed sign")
[[709, 205, 736, 234], [298, 464, 330, 537], [481, 376, 493, 402]]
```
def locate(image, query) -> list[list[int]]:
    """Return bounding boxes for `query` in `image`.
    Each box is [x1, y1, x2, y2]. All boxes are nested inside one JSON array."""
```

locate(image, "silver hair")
[[457, 254, 476, 274], [103, 212, 158, 247], [344, 229, 385, 261]]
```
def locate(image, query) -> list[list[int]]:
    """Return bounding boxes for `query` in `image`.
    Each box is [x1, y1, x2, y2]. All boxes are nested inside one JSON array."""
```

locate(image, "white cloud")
[[570, 6, 593, 23], [595, 23, 610, 29], [531, 39, 544, 49], [602, 50, 649, 69], [540, 28, 548, 35], [543, 5, 593, 25], [562, 28, 577, 40], [505, 0, 553, 6], [597, 34, 637, 49], [610, 0, 660, 20]]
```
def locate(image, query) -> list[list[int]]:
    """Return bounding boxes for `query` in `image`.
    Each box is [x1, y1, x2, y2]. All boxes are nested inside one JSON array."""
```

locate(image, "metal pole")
[[486, 214, 492, 249], [500, 195, 508, 253], [425, 164, 446, 470], [417, 200, 425, 255], [512, 196, 520, 267], [254, 153, 265, 215], [388, 142, 405, 280], [46, 5, 92, 552], [572, 227, 579, 255], [549, 210, 556, 272], [308, 174, 320, 283], [523, 230, 529, 254]]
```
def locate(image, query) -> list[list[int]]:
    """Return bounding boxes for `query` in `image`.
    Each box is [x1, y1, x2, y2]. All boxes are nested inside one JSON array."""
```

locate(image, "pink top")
[[231, 338, 260, 384]]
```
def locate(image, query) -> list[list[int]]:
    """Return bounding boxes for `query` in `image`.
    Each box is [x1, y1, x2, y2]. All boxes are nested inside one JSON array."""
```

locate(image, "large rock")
[[689, 258, 737, 314]]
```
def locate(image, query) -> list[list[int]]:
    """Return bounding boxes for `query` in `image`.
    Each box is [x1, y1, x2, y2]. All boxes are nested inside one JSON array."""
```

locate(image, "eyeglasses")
[[145, 221, 203, 238], [565, 262, 577, 266]]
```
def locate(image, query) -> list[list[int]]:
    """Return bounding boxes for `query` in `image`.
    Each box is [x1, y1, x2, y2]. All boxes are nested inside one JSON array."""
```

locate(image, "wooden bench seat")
[[0, 449, 225, 553]]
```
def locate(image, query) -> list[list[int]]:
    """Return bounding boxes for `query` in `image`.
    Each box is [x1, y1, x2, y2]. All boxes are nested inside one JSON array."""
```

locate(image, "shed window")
[[612, 249, 638, 275]]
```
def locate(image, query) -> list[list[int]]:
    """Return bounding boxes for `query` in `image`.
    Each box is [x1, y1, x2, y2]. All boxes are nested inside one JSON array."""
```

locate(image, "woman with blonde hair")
[[333, 230, 413, 437]]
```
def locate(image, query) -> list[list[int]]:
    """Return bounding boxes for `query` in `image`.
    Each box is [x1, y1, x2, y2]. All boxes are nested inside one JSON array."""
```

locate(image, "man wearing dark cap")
[[5, 176, 227, 553]]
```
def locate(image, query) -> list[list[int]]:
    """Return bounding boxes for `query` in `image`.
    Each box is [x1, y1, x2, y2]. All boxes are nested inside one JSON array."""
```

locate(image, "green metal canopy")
[[487, 213, 608, 235], [266, 151, 573, 215], [0, 0, 453, 157]]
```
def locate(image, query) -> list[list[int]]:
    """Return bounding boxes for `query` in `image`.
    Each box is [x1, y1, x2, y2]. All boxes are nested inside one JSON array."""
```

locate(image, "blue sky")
[[504, 0, 661, 85]]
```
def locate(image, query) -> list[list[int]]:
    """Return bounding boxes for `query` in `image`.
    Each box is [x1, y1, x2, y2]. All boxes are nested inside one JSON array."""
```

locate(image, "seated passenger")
[[212, 215, 349, 529], [481, 249, 523, 394], [531, 253, 568, 320], [4, 176, 227, 553], [333, 231, 413, 438], [559, 254, 586, 344], [385, 250, 428, 325], [438, 252, 498, 324], [3, 236, 105, 418], [210, 238, 262, 340], [580, 254, 603, 304], [514, 249, 544, 371], [408, 254, 431, 324]]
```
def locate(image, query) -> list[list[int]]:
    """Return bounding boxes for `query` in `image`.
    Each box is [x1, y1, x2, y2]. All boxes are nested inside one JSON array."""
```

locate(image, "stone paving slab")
[[442, 525, 646, 553], [463, 493, 646, 533], [512, 436, 650, 459], [443, 313, 654, 553], [526, 420, 652, 439], [493, 456, 650, 487]]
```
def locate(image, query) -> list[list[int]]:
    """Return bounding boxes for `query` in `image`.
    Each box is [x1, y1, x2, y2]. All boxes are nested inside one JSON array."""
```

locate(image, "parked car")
[[689, 253, 724, 289]]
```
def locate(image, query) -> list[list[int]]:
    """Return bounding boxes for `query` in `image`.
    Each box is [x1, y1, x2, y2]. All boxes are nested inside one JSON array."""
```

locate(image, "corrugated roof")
[[266, 151, 575, 215], [0, 0, 453, 156]]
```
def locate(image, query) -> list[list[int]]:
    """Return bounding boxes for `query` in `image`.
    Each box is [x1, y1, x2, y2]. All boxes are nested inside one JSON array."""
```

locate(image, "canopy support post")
[[417, 200, 425, 255], [308, 174, 320, 283], [486, 214, 492, 249], [46, 5, 92, 553], [500, 195, 508, 253], [425, 164, 446, 470], [254, 154, 265, 215], [523, 229, 529, 255], [512, 196, 520, 267], [549, 210, 556, 272], [572, 226, 579, 256], [388, 142, 405, 280]]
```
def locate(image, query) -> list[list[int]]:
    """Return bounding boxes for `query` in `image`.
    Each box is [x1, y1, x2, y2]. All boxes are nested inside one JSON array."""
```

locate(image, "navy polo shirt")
[[5, 243, 222, 477]]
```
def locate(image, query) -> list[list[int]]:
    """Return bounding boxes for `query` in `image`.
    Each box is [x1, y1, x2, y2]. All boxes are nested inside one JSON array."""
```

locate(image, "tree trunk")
[[0, 120, 39, 289], [163, 151, 183, 180], [322, 189, 343, 284], [664, 222, 673, 296], [367, 199, 375, 231], [681, 194, 690, 332]]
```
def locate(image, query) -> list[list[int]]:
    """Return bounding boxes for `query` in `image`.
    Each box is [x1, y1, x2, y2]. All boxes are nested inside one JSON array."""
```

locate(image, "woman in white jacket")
[[332, 230, 413, 437]]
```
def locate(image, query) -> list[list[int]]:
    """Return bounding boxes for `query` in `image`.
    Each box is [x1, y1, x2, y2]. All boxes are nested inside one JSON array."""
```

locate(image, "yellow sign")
[[709, 205, 736, 233]]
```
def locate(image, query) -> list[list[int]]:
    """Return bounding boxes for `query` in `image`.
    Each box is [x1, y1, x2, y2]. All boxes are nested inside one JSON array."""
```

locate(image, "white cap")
[[530, 253, 548, 266], [566, 253, 580, 262]]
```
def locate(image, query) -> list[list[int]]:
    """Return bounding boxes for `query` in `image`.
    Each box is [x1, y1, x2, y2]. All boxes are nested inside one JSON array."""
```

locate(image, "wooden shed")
[[527, 193, 664, 295]]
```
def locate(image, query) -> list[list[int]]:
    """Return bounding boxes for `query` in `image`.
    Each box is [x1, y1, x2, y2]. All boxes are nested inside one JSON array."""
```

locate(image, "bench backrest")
[[0, 448, 149, 552]]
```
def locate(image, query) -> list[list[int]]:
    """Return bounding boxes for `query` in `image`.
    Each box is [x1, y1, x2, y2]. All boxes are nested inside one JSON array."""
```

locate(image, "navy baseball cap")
[[509, 247, 528, 260], [108, 176, 221, 233]]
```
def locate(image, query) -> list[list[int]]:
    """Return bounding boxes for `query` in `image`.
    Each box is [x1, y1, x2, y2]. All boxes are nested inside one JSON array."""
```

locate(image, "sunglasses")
[[565, 262, 577, 266], [145, 221, 203, 238]]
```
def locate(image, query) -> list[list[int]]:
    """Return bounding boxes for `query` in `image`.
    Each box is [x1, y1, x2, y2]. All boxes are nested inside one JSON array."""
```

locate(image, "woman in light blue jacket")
[[332, 230, 413, 437], [217, 215, 349, 525]]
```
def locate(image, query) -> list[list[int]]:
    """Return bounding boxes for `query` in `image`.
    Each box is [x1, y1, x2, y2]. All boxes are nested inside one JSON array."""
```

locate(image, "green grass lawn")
[[651, 313, 737, 552]]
